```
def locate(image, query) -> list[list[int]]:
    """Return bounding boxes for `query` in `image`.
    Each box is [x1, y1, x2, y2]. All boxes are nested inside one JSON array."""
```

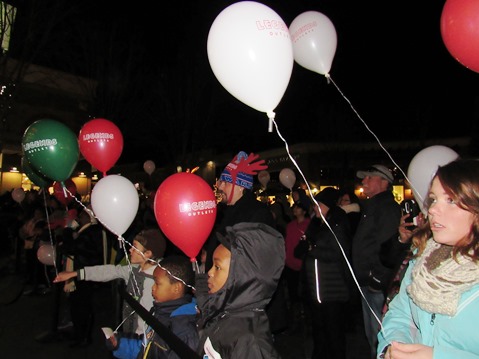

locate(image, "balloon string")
[[41, 190, 58, 277], [63, 188, 197, 292], [325, 76, 421, 201], [64, 187, 126, 238], [271, 117, 385, 330]]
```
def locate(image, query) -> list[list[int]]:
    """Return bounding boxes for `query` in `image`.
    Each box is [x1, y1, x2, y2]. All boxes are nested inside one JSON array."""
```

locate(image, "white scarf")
[[407, 239, 479, 316]]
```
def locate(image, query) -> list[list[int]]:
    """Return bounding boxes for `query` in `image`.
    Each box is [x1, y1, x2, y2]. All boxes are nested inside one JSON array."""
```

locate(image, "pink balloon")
[[37, 244, 55, 266], [279, 168, 296, 190], [143, 160, 156, 175], [12, 188, 25, 204]]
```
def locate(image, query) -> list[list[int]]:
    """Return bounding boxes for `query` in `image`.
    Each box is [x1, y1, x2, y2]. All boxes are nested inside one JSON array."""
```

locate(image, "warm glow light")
[[1, 171, 22, 194], [71, 176, 90, 196]]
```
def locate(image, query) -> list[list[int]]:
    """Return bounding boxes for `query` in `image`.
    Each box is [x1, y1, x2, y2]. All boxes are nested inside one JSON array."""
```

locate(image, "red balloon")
[[78, 118, 123, 176], [53, 179, 77, 206], [441, 0, 479, 73], [154, 173, 217, 260]]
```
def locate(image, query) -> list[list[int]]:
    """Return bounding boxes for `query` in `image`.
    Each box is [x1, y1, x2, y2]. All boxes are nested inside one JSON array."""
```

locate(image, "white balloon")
[[91, 174, 139, 237], [407, 145, 459, 211], [37, 244, 55, 266], [143, 160, 155, 175], [258, 170, 271, 188], [289, 11, 337, 75], [207, 1, 294, 114], [279, 168, 296, 190], [12, 187, 25, 204]]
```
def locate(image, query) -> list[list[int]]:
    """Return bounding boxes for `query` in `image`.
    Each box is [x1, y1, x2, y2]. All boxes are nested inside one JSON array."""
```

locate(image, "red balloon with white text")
[[154, 173, 217, 260], [78, 118, 123, 177]]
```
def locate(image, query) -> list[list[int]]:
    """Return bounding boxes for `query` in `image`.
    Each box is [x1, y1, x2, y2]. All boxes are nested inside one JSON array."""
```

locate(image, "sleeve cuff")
[[76, 269, 85, 281]]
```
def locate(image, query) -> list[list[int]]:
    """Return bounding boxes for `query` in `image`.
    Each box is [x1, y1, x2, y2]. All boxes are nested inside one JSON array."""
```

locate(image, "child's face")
[[152, 266, 181, 303], [207, 244, 231, 294], [129, 240, 149, 265]]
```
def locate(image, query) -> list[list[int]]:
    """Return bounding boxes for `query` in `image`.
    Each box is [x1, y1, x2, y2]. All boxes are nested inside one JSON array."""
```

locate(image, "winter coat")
[[113, 295, 198, 359], [82, 263, 155, 334], [377, 257, 479, 358], [60, 224, 106, 268], [196, 222, 285, 359], [352, 191, 401, 288], [218, 191, 276, 234], [295, 207, 351, 303], [204, 191, 276, 273], [285, 216, 311, 271]]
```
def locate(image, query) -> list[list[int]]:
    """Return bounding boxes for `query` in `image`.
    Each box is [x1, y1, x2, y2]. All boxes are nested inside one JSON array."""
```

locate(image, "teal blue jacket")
[[378, 256, 479, 359]]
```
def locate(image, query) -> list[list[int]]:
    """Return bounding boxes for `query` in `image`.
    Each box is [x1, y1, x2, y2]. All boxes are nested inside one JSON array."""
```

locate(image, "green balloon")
[[22, 119, 79, 182], [21, 156, 51, 188]]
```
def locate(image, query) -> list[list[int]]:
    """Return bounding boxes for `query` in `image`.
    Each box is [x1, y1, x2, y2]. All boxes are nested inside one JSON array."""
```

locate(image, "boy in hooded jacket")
[[195, 222, 285, 359]]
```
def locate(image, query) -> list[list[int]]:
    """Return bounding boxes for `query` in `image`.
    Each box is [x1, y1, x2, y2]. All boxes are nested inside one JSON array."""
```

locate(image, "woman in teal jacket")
[[378, 159, 479, 359]]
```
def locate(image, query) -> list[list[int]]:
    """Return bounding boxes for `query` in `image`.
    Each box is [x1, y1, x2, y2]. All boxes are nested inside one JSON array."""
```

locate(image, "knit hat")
[[356, 164, 394, 183], [315, 187, 340, 209], [136, 228, 166, 260], [294, 196, 311, 212], [219, 151, 268, 190]]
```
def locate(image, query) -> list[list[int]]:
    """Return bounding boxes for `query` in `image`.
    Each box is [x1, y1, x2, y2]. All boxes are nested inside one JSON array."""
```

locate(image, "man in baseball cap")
[[356, 164, 394, 183], [352, 163, 401, 358]]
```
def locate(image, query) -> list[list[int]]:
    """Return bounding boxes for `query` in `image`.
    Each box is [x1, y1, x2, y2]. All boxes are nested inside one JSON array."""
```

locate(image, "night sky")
[[10, 0, 479, 167]]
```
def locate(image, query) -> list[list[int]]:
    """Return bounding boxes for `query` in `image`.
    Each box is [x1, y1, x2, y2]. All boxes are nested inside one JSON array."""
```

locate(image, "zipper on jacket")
[[430, 313, 435, 325]]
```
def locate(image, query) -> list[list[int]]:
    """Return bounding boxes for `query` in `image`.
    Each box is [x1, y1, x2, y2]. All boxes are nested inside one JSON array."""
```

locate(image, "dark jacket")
[[113, 295, 198, 359], [217, 191, 276, 234], [196, 223, 284, 359], [295, 206, 352, 303], [60, 223, 106, 269], [351, 191, 401, 288], [204, 191, 276, 272]]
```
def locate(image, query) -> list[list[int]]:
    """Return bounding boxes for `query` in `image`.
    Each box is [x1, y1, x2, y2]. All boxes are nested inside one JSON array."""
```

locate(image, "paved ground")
[[0, 253, 370, 359]]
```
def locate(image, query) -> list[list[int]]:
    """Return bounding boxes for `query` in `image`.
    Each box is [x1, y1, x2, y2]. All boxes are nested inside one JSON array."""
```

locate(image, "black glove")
[[294, 236, 310, 259]]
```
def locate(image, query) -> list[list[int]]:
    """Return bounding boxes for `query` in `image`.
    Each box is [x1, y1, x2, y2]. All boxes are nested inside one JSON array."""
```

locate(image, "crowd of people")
[[2, 151, 479, 359]]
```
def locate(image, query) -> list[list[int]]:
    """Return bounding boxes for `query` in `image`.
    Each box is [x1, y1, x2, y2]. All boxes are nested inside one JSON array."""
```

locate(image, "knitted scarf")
[[407, 239, 479, 316]]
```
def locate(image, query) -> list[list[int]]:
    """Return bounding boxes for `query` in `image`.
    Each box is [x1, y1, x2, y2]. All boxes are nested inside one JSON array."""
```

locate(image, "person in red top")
[[283, 198, 311, 333]]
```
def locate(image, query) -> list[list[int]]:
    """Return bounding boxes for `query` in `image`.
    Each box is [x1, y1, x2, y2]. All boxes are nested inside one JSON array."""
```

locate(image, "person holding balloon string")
[[378, 158, 479, 359], [54, 228, 167, 344]]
